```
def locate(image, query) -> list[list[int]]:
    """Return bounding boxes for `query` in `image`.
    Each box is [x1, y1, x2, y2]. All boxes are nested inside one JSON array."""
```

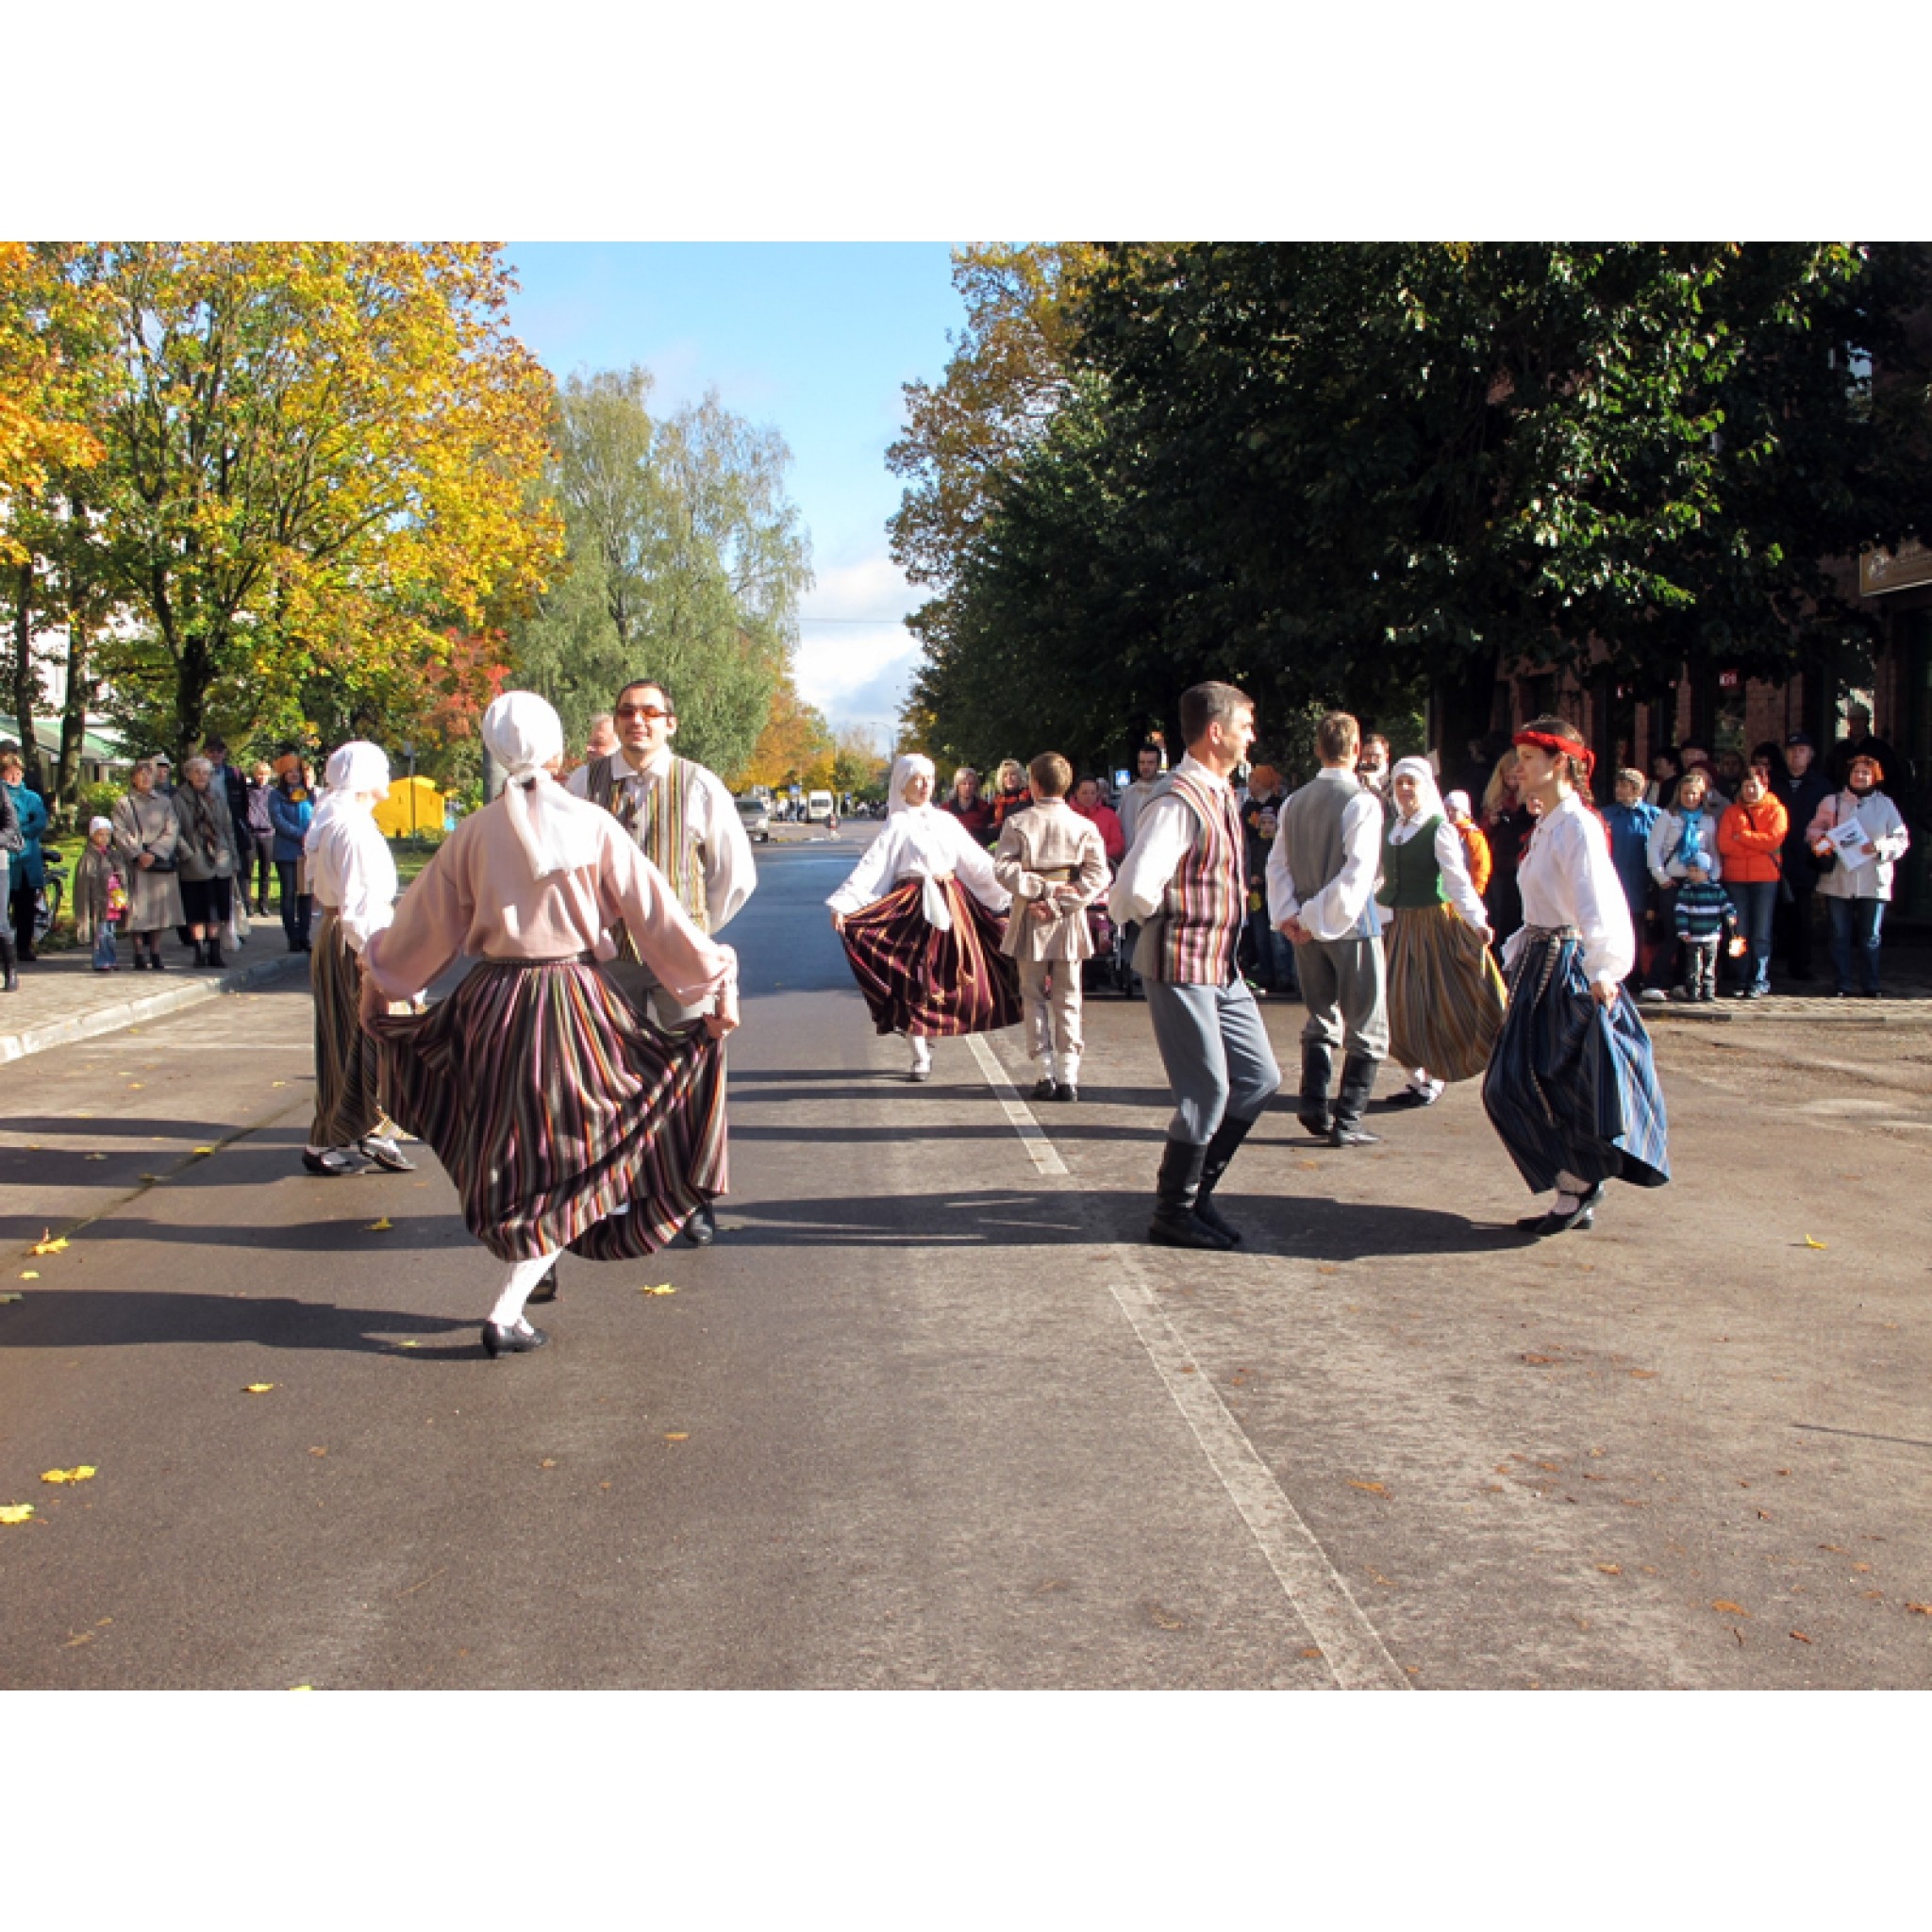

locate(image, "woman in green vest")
[[1379, 757, 1507, 1107]]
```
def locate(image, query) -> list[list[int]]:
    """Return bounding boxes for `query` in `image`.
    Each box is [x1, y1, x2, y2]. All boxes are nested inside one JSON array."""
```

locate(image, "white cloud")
[[793, 545, 922, 735]]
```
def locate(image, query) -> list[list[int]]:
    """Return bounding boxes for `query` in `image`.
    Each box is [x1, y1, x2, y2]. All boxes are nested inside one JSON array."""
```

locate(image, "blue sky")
[[501, 242, 964, 747]]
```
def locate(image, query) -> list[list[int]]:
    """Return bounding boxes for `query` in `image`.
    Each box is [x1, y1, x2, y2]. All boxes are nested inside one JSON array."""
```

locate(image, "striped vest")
[[1137, 766, 1245, 985], [586, 752, 708, 933], [1378, 815, 1447, 910]]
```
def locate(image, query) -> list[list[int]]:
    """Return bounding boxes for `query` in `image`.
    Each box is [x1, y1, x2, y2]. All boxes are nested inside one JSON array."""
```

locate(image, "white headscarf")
[[326, 741, 391, 801], [888, 753, 937, 815], [1391, 756, 1445, 826], [483, 691, 603, 879]]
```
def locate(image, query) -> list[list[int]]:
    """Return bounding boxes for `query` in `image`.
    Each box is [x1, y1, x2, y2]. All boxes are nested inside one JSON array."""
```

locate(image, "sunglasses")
[[616, 704, 673, 722]]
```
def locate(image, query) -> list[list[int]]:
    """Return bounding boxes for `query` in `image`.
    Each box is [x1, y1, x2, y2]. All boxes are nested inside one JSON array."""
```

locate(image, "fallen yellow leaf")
[[663, 1432, 690, 1442], [192, 1145, 217, 1156], [1347, 1480, 1388, 1495], [29, 1232, 70, 1257], [41, 1466, 97, 1485], [243, 1383, 275, 1395], [1802, 1236, 1827, 1250], [0, 1504, 35, 1525], [397, 1339, 420, 1348], [367, 1217, 393, 1232], [85, 1153, 107, 1162], [1596, 1563, 1622, 1574], [271, 1081, 288, 1089], [1712, 1600, 1751, 1617], [638, 1283, 676, 1296], [1906, 1603, 1932, 1616], [289, 1684, 313, 1691]]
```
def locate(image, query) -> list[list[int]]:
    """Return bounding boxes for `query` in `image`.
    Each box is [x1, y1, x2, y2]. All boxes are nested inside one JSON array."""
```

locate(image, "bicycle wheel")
[[37, 880, 61, 942]]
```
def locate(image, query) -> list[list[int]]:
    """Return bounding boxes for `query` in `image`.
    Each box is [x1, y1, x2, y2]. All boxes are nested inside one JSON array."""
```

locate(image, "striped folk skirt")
[[369, 958, 726, 1262], [1481, 928, 1671, 1196], [840, 877, 1023, 1038], [1386, 904, 1508, 1082], [309, 908, 384, 1148]]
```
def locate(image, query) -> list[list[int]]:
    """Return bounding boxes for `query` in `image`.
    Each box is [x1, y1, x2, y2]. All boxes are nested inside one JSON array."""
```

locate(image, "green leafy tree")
[[513, 368, 813, 779]]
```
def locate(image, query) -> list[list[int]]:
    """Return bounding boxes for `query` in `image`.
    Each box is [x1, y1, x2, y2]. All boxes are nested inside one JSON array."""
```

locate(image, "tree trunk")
[[8, 562, 44, 793]]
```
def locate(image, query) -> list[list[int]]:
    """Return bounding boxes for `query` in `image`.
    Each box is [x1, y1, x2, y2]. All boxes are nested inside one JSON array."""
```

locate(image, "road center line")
[[966, 1027, 1409, 1690]]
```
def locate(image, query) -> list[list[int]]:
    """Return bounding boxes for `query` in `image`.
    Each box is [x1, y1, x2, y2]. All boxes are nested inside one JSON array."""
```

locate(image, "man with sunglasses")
[[568, 677, 756, 1245]]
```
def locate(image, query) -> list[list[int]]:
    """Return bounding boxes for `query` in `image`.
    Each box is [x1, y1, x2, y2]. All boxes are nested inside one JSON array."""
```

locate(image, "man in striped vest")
[[567, 676, 756, 1245], [1267, 710, 1390, 1146], [1108, 682, 1282, 1251]]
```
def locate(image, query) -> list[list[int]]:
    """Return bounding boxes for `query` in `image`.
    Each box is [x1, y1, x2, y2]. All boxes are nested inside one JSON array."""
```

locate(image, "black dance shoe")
[[525, 1265, 559, 1305], [1386, 1088, 1435, 1109], [1516, 1185, 1603, 1237], [301, 1147, 360, 1176], [681, 1203, 717, 1246], [482, 1320, 548, 1357], [1030, 1074, 1056, 1100], [1052, 1081, 1078, 1104]]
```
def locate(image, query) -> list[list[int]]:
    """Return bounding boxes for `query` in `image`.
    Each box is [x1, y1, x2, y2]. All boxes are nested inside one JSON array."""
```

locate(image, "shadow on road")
[[0, 1287, 475, 1356]]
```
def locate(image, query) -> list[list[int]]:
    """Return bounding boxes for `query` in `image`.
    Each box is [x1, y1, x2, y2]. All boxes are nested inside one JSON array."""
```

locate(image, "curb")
[[0, 950, 309, 1066]]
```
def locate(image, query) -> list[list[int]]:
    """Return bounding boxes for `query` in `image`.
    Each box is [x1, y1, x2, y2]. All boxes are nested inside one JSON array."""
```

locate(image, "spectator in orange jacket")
[[1716, 769, 1788, 998], [1442, 791, 1492, 897]]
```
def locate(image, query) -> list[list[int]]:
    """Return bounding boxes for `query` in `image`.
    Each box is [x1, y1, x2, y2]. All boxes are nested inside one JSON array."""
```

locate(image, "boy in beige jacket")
[[994, 753, 1111, 1102]]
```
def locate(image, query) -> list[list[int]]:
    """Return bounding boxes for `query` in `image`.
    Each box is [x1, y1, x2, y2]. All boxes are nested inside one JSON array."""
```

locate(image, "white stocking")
[[489, 1249, 561, 1329]]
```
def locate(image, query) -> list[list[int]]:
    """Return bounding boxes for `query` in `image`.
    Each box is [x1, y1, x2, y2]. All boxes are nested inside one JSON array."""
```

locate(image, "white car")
[[805, 791, 835, 824]]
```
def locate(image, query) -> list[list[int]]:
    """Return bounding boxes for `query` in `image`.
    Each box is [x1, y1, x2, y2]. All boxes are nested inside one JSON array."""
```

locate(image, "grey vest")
[[1281, 767, 1379, 941]]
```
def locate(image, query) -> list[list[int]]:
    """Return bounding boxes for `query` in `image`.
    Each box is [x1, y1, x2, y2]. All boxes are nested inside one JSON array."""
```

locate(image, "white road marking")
[[966, 1034, 1068, 1176], [967, 1027, 1410, 1690]]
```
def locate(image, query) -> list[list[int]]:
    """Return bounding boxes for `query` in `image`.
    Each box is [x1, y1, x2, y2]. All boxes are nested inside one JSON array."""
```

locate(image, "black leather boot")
[[191, 937, 208, 967], [0, 935, 17, 992], [206, 937, 225, 969], [1298, 1041, 1335, 1138], [1329, 1053, 1382, 1146], [1147, 1140, 1236, 1250], [1194, 1112, 1261, 1244]]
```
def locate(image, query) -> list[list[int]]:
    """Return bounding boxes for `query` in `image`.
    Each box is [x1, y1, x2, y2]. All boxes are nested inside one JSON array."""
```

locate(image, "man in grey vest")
[[567, 676, 754, 1244], [1108, 683, 1280, 1250], [1268, 710, 1390, 1146]]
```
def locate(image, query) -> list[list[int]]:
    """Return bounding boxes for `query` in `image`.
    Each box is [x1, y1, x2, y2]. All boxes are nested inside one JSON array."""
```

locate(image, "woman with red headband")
[[1481, 717, 1670, 1237]]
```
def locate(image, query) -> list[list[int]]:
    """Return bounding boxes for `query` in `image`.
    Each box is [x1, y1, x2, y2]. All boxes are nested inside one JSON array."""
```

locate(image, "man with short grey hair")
[[1269, 710, 1390, 1146]]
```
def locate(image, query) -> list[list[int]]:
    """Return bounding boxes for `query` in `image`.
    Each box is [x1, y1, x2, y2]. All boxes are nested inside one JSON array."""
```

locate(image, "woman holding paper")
[[1804, 753, 1911, 998]]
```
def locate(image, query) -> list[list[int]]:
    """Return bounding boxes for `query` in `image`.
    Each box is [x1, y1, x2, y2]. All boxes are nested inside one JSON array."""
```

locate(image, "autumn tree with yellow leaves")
[[2, 242, 561, 785]]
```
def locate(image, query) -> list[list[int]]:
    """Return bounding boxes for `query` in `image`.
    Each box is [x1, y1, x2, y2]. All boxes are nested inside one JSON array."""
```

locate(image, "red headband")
[[1513, 728, 1594, 778]]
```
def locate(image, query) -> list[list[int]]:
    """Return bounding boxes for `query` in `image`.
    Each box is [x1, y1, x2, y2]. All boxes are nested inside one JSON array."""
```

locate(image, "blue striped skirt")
[[1481, 928, 1670, 1196]]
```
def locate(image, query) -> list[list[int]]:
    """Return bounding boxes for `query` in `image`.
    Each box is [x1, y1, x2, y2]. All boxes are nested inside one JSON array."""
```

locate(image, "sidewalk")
[[0, 927, 309, 1065]]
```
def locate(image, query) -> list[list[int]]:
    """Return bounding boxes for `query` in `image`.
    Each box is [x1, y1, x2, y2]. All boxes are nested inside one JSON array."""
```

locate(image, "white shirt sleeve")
[[1293, 792, 1384, 942], [1434, 820, 1489, 932], [694, 765, 756, 932], [1106, 794, 1195, 925], [333, 815, 400, 955], [827, 820, 905, 915], [943, 811, 1012, 911]]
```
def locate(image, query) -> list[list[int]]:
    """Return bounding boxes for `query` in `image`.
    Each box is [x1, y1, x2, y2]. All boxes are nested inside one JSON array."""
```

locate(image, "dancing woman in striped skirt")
[[358, 694, 740, 1358], [828, 753, 1020, 1082], [1481, 717, 1670, 1237], [302, 741, 415, 1176], [1379, 757, 1507, 1108]]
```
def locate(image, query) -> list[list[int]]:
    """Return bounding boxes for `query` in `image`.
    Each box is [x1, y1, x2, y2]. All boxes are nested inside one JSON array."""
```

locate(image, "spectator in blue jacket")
[[0, 745, 49, 962], [267, 757, 317, 952], [1602, 767, 1659, 991]]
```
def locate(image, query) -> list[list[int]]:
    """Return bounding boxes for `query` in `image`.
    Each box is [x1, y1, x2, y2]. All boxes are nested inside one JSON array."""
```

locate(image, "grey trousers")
[[1143, 975, 1282, 1144], [601, 955, 710, 1029], [1292, 935, 1389, 1061]]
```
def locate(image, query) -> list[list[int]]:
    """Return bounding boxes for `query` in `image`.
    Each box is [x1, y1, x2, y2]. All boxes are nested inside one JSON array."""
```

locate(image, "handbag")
[[142, 841, 178, 874]]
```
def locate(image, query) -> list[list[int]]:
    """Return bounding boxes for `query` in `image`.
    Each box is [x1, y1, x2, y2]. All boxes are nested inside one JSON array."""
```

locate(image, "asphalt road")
[[4, 831, 1931, 1690]]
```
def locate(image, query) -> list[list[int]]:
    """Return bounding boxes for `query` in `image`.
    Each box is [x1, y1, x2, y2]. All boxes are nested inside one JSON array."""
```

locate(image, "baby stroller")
[[1082, 894, 1133, 996]]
